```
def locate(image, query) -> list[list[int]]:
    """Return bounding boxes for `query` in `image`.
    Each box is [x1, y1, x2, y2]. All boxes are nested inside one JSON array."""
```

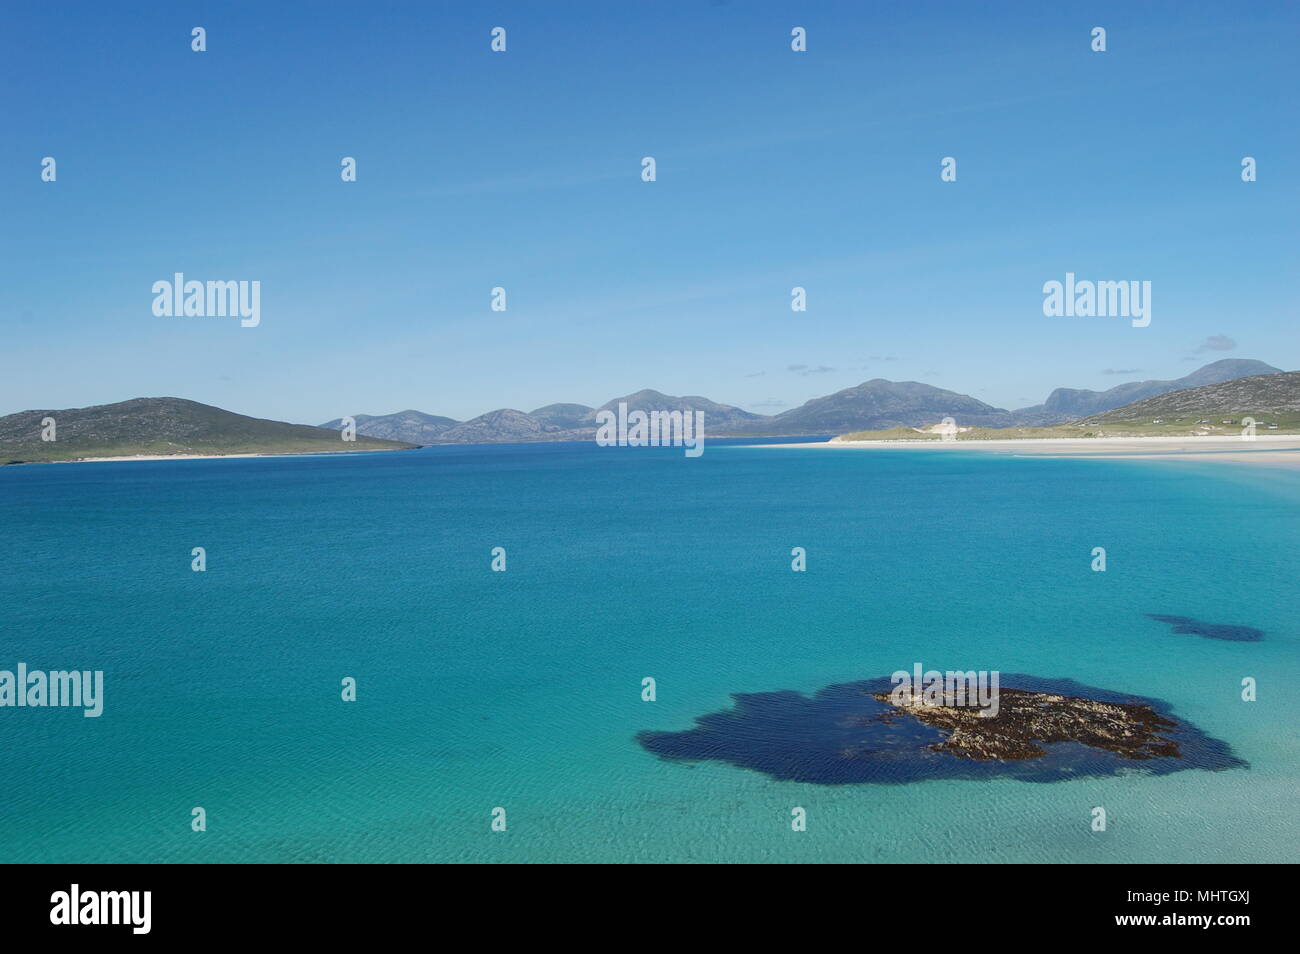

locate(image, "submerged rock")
[[638, 674, 1244, 785], [1147, 614, 1263, 642]]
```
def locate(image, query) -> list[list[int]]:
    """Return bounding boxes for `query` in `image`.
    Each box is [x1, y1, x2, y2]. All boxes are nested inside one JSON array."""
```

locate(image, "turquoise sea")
[[1, 441, 1296, 863]]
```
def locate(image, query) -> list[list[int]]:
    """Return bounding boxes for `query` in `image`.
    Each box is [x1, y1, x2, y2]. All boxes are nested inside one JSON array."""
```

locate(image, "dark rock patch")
[[637, 674, 1244, 785], [1147, 614, 1263, 642]]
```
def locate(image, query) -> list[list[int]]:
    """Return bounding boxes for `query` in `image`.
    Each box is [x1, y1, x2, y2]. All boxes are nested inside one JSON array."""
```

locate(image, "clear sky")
[[2, 0, 1296, 423]]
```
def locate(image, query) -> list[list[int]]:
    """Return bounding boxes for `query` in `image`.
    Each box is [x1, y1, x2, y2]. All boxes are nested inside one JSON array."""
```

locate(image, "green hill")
[[0, 397, 416, 464], [836, 371, 1300, 441], [1090, 371, 1300, 428]]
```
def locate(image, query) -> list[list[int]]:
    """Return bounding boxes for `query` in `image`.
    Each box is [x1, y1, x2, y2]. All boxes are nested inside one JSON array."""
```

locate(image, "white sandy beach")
[[56, 453, 270, 463], [758, 434, 1300, 469], [35, 449, 405, 465]]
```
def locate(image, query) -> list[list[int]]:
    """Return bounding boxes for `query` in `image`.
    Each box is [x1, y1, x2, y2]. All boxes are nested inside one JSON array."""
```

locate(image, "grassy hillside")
[[1092, 371, 1300, 423], [836, 371, 1300, 441], [0, 397, 415, 463]]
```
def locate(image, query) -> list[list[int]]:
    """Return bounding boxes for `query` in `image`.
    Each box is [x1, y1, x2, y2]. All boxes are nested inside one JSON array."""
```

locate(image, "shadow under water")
[[637, 674, 1246, 785], [1147, 614, 1264, 642]]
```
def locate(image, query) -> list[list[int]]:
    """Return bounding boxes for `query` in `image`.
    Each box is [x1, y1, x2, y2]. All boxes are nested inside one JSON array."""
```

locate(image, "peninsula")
[[0, 398, 415, 464]]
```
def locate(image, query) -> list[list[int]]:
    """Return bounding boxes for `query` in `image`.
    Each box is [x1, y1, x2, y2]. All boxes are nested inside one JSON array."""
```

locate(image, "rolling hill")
[[1011, 359, 1282, 424], [592, 389, 765, 433], [319, 410, 459, 443], [1, 398, 415, 463], [529, 403, 595, 429], [836, 370, 1300, 440], [1092, 370, 1300, 424], [759, 379, 1014, 433]]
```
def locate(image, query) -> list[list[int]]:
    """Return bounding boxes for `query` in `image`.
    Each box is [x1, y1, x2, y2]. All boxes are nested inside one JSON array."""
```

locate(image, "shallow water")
[[0, 442, 1295, 862]]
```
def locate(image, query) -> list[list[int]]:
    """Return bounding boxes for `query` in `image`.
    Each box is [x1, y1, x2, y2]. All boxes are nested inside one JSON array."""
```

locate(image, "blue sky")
[[2, 0, 1296, 423]]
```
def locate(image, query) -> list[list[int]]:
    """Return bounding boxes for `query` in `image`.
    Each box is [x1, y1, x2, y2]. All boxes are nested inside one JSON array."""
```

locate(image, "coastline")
[[752, 434, 1300, 469], [8, 447, 414, 466], [9, 434, 1300, 469]]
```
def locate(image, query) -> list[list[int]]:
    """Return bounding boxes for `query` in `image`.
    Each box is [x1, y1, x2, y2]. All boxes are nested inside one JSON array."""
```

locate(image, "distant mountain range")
[[1, 398, 413, 463], [4, 359, 1290, 463], [322, 359, 1285, 443], [321, 388, 768, 444]]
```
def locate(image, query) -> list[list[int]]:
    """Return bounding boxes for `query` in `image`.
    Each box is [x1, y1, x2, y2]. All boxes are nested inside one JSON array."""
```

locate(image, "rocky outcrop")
[[871, 687, 1180, 761]]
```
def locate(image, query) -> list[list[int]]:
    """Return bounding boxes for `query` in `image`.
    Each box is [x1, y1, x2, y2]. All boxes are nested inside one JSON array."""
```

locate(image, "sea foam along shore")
[[754, 434, 1300, 469]]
